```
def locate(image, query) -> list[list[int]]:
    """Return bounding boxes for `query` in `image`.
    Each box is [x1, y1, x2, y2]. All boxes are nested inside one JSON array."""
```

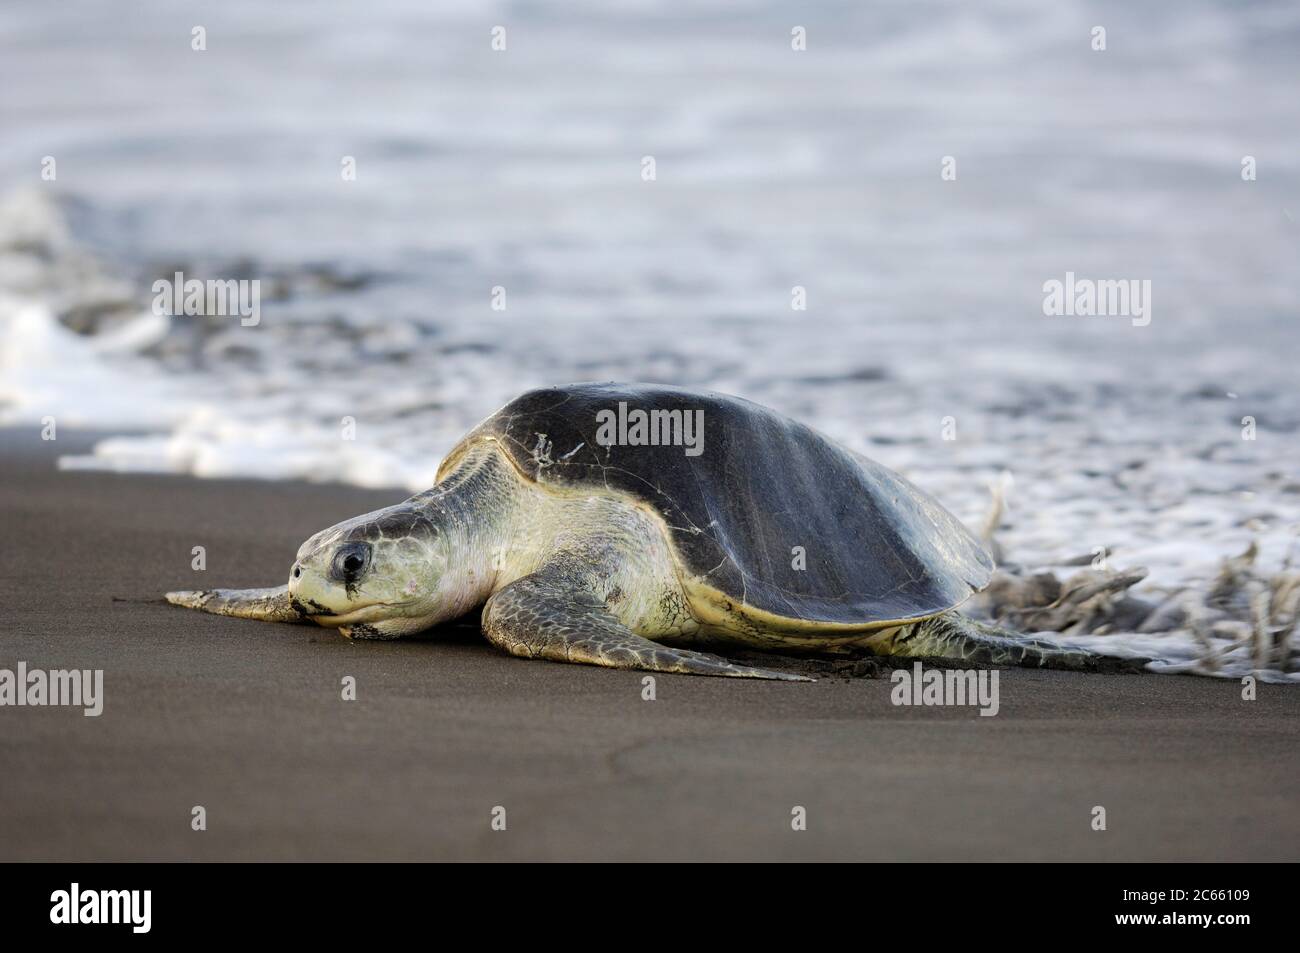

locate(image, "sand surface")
[[1, 430, 1296, 861]]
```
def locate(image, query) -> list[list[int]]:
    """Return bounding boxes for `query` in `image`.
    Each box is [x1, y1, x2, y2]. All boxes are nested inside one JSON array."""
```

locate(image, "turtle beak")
[[287, 559, 341, 617], [287, 593, 321, 619]]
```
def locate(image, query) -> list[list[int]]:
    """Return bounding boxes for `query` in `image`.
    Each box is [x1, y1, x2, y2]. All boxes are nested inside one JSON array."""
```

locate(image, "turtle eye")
[[331, 542, 372, 582]]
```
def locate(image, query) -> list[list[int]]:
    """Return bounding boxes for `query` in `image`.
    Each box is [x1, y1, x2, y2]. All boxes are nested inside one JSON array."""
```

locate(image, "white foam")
[[0, 298, 194, 430]]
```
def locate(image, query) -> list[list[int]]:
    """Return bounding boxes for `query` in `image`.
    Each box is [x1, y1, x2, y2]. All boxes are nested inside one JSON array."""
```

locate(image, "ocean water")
[[2, 1, 1298, 676]]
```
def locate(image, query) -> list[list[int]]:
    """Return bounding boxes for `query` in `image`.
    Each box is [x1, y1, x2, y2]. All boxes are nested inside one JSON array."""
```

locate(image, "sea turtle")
[[167, 382, 1141, 679]]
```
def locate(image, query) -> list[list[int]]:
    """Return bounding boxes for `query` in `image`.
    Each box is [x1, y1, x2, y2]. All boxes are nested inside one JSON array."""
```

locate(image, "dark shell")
[[445, 383, 994, 626]]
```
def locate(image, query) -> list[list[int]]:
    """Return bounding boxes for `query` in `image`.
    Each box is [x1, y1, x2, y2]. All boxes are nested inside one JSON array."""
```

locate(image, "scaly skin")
[[870, 613, 1149, 673], [165, 585, 306, 623], [482, 558, 810, 681]]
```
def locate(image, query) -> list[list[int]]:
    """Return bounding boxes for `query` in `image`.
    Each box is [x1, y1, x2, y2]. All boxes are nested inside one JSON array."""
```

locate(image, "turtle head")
[[287, 502, 457, 639]]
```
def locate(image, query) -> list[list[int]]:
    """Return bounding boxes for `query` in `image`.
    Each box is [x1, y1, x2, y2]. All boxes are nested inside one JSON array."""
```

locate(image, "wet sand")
[[1, 430, 1296, 861]]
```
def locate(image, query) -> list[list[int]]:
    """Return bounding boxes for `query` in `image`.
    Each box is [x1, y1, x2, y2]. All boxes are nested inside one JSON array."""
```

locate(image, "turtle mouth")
[[297, 599, 413, 626], [290, 597, 329, 619]]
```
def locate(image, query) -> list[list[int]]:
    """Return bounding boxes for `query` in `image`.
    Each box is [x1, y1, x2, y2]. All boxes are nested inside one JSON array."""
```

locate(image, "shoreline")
[[1, 428, 1296, 861]]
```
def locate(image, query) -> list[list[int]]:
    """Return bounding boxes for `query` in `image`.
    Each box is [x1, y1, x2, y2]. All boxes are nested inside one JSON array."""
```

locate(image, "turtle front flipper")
[[884, 612, 1150, 673], [165, 585, 308, 624], [482, 571, 811, 681]]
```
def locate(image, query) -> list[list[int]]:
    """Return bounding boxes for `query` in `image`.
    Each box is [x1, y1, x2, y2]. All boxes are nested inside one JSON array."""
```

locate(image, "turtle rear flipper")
[[887, 612, 1151, 673], [482, 569, 811, 681], [166, 585, 308, 624]]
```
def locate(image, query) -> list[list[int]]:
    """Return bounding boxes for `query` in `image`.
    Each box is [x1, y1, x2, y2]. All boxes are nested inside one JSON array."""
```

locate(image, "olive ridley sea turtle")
[[167, 382, 1145, 680]]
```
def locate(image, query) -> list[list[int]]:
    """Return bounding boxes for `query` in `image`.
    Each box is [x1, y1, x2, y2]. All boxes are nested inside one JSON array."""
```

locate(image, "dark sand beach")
[[1, 430, 1296, 862]]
